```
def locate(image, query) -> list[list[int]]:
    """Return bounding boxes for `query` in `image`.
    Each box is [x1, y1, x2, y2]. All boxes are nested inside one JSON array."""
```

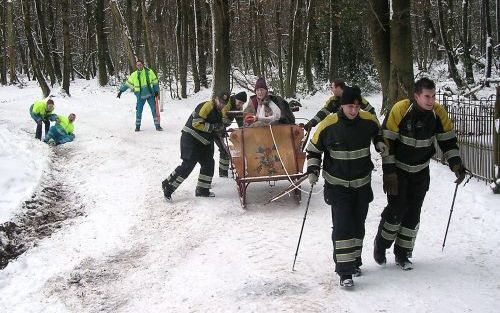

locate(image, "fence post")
[[494, 86, 500, 193]]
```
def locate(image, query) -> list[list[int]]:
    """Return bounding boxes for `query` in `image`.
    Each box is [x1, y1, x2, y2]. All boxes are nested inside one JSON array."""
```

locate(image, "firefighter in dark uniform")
[[162, 92, 229, 199], [304, 80, 376, 132], [216, 91, 247, 177], [373, 77, 466, 270], [306, 86, 387, 288]]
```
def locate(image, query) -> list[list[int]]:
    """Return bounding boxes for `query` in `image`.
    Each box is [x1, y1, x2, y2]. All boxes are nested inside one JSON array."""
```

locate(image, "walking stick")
[[441, 182, 459, 251], [292, 183, 314, 271]]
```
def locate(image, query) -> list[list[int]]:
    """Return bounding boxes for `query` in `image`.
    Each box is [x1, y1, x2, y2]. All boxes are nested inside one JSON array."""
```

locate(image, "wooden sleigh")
[[225, 124, 306, 208]]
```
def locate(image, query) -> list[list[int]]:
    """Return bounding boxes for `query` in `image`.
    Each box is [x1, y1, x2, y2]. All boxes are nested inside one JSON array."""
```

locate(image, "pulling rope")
[[268, 124, 323, 195]]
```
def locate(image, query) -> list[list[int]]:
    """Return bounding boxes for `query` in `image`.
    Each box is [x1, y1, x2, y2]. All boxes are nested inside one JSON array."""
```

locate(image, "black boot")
[[195, 187, 215, 197], [339, 274, 354, 288], [373, 238, 387, 265], [156, 125, 163, 131], [395, 255, 413, 271], [135, 125, 141, 132], [162, 180, 173, 200]]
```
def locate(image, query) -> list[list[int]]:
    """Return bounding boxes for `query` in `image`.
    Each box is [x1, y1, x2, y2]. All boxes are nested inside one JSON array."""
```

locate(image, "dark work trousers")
[[35, 119, 51, 140], [164, 132, 215, 193], [330, 184, 373, 276], [375, 167, 430, 259], [215, 137, 230, 175]]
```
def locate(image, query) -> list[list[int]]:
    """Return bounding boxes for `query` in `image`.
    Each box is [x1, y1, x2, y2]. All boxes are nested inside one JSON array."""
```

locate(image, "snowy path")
[[0, 81, 499, 312]]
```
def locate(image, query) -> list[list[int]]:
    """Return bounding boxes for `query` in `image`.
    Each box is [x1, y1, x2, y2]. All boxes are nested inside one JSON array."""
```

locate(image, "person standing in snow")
[[243, 77, 295, 127], [306, 86, 387, 288], [303, 80, 376, 132], [216, 91, 247, 177], [373, 77, 466, 270], [117, 59, 163, 132], [44, 113, 76, 145], [29, 98, 57, 140], [161, 92, 229, 199]]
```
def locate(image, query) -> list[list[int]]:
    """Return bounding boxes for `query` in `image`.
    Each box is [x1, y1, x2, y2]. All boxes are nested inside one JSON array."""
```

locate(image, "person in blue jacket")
[[117, 59, 163, 132]]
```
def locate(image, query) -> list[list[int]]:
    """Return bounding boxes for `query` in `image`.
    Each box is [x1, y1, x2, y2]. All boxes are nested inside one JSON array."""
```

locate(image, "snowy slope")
[[0, 81, 499, 312]]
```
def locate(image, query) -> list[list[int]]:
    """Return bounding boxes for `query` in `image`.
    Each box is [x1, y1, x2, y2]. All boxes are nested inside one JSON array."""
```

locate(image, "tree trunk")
[[285, 0, 304, 98], [6, 0, 17, 84], [34, 0, 56, 86], [47, 0, 62, 82], [275, 1, 285, 96], [135, 0, 143, 59], [176, 0, 188, 98], [21, 0, 50, 97], [303, 0, 316, 93], [248, 0, 259, 76], [61, 0, 71, 95], [0, 2, 6, 85], [210, 0, 230, 97], [482, 0, 493, 86], [96, 0, 108, 85], [328, 0, 341, 83], [110, 0, 137, 70], [388, 0, 414, 109], [141, 0, 155, 69], [368, 0, 390, 111], [194, 0, 209, 88], [437, 0, 464, 88], [188, 1, 200, 93], [462, 0, 474, 85]]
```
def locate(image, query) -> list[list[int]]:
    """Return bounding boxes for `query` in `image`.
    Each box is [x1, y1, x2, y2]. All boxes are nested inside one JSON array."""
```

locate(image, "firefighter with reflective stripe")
[[117, 59, 163, 132], [304, 80, 376, 132], [373, 77, 466, 270], [29, 98, 57, 140], [216, 91, 247, 177], [161, 92, 229, 199], [306, 86, 386, 288], [44, 113, 76, 145]]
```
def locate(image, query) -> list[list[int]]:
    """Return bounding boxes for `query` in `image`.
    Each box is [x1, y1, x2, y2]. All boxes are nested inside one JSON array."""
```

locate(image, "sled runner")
[[225, 124, 306, 208]]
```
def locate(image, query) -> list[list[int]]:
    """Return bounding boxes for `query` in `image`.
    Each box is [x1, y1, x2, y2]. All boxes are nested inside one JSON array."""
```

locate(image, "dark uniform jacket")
[[382, 99, 461, 174], [182, 100, 223, 145], [309, 95, 376, 128], [306, 110, 382, 188]]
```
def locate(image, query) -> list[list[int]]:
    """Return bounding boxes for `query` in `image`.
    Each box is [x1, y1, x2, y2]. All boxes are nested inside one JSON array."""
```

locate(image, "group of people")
[[305, 77, 466, 288], [159, 73, 466, 290], [29, 98, 76, 145]]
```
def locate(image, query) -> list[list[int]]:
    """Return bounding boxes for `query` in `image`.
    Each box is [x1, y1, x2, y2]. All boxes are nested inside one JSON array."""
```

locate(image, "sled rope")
[[268, 125, 323, 195]]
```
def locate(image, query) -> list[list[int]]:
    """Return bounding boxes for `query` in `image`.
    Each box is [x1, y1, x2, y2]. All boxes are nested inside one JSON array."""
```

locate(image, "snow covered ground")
[[0, 80, 499, 312]]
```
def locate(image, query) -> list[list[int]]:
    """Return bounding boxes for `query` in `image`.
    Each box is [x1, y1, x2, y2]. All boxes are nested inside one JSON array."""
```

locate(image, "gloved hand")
[[244, 114, 257, 124], [117, 91, 123, 98], [213, 123, 225, 133], [154, 91, 159, 98], [452, 163, 466, 184], [308, 172, 319, 185], [383, 172, 398, 195], [36, 119, 42, 126], [376, 142, 389, 157], [304, 122, 312, 132]]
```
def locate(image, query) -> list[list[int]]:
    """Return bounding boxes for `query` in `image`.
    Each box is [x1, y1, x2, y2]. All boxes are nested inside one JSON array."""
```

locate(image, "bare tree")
[[6, 0, 17, 84], [61, 0, 71, 95], [210, 0, 230, 96], [34, 0, 56, 86]]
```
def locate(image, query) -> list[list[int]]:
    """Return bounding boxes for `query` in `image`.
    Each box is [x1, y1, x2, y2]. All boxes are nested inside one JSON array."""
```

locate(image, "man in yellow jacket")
[[29, 98, 56, 140], [44, 113, 76, 145], [118, 59, 162, 132]]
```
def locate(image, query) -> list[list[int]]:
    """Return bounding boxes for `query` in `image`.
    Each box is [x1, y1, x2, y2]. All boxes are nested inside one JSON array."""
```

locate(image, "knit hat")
[[340, 86, 362, 105], [234, 91, 247, 103], [254, 77, 268, 91]]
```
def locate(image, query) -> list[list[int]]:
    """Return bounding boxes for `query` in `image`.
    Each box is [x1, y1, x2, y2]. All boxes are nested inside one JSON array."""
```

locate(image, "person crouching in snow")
[[30, 98, 57, 140], [161, 92, 229, 200], [44, 113, 76, 145], [306, 86, 387, 288], [117, 59, 163, 132]]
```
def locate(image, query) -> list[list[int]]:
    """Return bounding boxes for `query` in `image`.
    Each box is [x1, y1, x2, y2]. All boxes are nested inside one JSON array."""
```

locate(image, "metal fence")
[[434, 92, 497, 183]]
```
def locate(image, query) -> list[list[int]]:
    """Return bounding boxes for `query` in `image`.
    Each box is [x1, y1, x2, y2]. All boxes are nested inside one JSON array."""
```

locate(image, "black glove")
[[154, 91, 159, 98], [213, 123, 225, 133], [452, 163, 466, 184], [304, 122, 312, 132], [36, 119, 42, 126], [383, 173, 398, 195], [117, 91, 122, 98]]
